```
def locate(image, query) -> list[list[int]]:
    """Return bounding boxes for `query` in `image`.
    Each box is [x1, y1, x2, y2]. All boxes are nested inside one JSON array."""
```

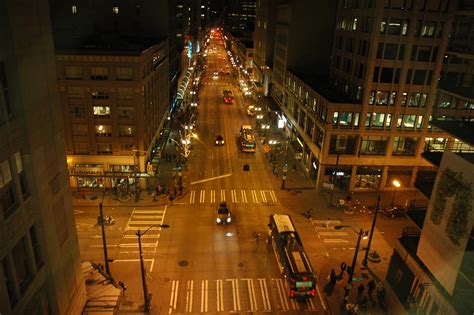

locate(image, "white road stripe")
[[201, 280, 208, 312], [242, 278, 257, 311], [258, 278, 271, 311], [313, 219, 341, 225], [123, 234, 159, 239], [251, 190, 258, 203], [128, 221, 165, 225], [260, 190, 267, 203], [241, 190, 247, 203], [307, 296, 316, 310], [274, 278, 288, 311], [291, 297, 299, 310], [323, 239, 349, 243], [220, 189, 226, 202], [189, 190, 195, 204], [216, 280, 224, 312], [231, 189, 237, 203], [169, 280, 179, 314], [227, 278, 241, 311], [186, 280, 194, 312], [319, 231, 349, 237], [131, 215, 163, 220], [210, 190, 215, 203], [200, 190, 205, 203], [269, 190, 277, 202], [316, 283, 328, 311]]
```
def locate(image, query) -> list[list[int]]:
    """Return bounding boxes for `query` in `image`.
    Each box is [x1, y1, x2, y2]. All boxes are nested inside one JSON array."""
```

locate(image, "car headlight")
[[215, 141, 218, 144], [216, 218, 221, 223], [226, 217, 231, 223], [221, 141, 224, 144]]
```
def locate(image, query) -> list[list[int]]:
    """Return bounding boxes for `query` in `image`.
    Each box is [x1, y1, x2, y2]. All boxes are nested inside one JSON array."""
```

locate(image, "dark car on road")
[[215, 134, 225, 146], [216, 202, 231, 224]]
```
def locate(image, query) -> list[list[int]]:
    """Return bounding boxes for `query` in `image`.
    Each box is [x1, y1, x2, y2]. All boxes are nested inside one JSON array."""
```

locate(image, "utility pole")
[[344, 228, 365, 302], [329, 152, 340, 206], [363, 195, 381, 266], [98, 189, 112, 278]]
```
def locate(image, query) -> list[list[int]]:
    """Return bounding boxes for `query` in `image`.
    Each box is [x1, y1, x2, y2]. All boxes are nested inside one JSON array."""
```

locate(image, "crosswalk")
[[167, 277, 322, 314], [312, 219, 354, 251], [118, 207, 167, 255], [188, 189, 277, 204], [202, 81, 233, 86]]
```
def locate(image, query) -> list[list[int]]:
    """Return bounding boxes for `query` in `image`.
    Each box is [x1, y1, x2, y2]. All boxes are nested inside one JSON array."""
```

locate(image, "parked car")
[[216, 202, 231, 224], [382, 205, 406, 218], [215, 135, 225, 146]]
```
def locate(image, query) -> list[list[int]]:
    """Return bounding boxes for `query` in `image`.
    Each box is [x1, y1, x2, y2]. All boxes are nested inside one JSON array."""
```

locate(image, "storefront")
[[354, 166, 383, 189], [324, 166, 352, 190], [72, 164, 105, 189]]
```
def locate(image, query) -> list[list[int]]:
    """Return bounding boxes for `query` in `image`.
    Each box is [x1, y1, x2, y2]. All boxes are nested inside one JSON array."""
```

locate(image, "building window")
[[416, 21, 437, 37], [1, 160, 17, 218], [408, 93, 427, 107], [91, 90, 109, 99], [338, 112, 353, 126], [355, 166, 382, 189], [73, 142, 89, 154], [371, 113, 385, 128], [0, 62, 13, 118], [72, 124, 88, 136], [72, 5, 77, 14], [375, 91, 389, 105], [352, 18, 358, 30], [90, 67, 108, 80], [120, 143, 134, 151], [69, 105, 86, 118], [2, 258, 17, 307], [95, 125, 112, 137], [67, 86, 84, 98], [329, 135, 357, 155], [392, 137, 418, 156], [119, 125, 135, 137], [113, 6, 119, 14], [360, 136, 387, 155], [64, 66, 82, 79], [93, 106, 111, 117], [118, 106, 134, 118], [424, 137, 448, 151], [15, 152, 28, 199], [412, 70, 427, 85], [398, 114, 417, 128], [12, 237, 33, 293], [96, 143, 113, 155], [386, 167, 412, 187], [29, 225, 43, 270], [116, 67, 134, 80], [117, 88, 133, 100]]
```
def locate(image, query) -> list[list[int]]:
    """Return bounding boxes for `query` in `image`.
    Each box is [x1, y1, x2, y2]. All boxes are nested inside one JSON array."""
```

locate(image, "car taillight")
[[290, 290, 295, 298], [311, 289, 316, 296]]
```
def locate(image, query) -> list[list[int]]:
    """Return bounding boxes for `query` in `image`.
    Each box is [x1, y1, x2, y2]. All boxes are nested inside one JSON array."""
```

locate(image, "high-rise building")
[[49, 1, 171, 190], [269, 0, 466, 193], [253, 0, 276, 95], [224, 0, 256, 37], [0, 1, 86, 314]]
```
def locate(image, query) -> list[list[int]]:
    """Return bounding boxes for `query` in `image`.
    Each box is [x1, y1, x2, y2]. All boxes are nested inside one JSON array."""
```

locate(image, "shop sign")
[[73, 167, 104, 176]]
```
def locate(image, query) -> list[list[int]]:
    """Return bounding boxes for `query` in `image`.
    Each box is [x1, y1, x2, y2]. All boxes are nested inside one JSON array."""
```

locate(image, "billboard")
[[417, 151, 474, 294]]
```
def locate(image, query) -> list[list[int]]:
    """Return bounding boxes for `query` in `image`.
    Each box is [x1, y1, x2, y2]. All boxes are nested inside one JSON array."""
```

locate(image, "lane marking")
[[190, 173, 232, 185], [316, 283, 327, 310], [241, 190, 247, 203], [274, 278, 289, 311], [242, 278, 257, 311], [260, 190, 267, 203], [201, 280, 208, 312], [258, 278, 271, 311], [318, 231, 349, 237], [231, 189, 237, 203], [269, 190, 277, 202], [210, 190, 215, 203], [220, 189, 226, 202], [186, 280, 194, 312], [216, 279, 224, 312], [251, 190, 258, 203], [323, 239, 349, 243], [169, 280, 179, 314], [189, 190, 196, 204], [227, 278, 241, 311], [200, 190, 205, 203]]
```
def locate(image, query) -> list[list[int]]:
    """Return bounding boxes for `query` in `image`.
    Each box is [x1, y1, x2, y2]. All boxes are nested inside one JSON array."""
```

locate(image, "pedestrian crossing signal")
[[243, 164, 250, 171]]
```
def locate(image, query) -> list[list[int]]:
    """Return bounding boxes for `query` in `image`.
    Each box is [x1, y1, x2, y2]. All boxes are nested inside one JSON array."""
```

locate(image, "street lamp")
[[335, 226, 368, 302], [362, 195, 381, 266], [391, 179, 401, 206], [98, 189, 112, 278], [137, 224, 170, 312]]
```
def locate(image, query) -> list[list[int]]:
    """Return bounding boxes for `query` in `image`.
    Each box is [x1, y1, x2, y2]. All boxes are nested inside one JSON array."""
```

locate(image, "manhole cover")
[[238, 262, 244, 267], [178, 260, 188, 267], [90, 196, 98, 200]]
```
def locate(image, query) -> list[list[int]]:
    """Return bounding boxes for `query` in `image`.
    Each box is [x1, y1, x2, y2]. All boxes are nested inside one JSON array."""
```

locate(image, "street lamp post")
[[362, 195, 381, 266], [335, 226, 368, 303], [98, 189, 112, 278], [329, 152, 341, 206], [391, 179, 401, 206], [281, 136, 290, 190], [137, 224, 170, 312]]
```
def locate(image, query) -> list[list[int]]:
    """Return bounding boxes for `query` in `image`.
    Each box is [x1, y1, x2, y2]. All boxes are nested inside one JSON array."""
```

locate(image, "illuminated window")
[[72, 5, 77, 14], [113, 6, 119, 14], [93, 106, 111, 117]]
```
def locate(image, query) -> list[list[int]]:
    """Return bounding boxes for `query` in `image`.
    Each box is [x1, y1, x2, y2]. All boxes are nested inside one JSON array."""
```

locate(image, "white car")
[[212, 72, 219, 80]]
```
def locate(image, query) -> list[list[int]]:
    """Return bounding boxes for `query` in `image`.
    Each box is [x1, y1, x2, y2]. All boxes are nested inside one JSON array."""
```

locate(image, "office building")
[[224, 0, 257, 37], [270, 0, 466, 193], [0, 1, 86, 313]]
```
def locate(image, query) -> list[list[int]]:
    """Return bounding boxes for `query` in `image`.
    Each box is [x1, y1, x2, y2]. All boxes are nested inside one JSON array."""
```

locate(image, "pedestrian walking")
[[367, 279, 376, 296], [174, 187, 178, 196], [168, 193, 175, 206], [357, 283, 365, 301], [306, 208, 313, 219], [330, 269, 337, 285], [339, 262, 347, 279], [152, 190, 157, 201], [80, 190, 86, 200], [179, 184, 183, 196]]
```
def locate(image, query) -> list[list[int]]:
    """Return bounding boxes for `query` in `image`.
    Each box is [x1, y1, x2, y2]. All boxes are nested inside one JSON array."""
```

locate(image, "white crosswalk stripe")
[[167, 277, 321, 314], [187, 189, 278, 204], [313, 220, 354, 250]]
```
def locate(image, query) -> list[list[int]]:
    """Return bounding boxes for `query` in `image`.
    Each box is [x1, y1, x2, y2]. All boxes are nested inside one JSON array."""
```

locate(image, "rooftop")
[[288, 70, 359, 104]]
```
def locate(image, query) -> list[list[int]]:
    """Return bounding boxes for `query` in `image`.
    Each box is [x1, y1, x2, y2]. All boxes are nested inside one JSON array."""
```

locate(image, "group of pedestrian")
[[345, 279, 385, 314]]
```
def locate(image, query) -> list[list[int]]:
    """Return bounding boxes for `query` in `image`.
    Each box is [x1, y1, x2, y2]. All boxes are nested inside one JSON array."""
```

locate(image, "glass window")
[[376, 91, 389, 105], [95, 125, 112, 136], [73, 142, 89, 154], [355, 166, 383, 188], [389, 92, 397, 105], [392, 137, 418, 155], [3, 258, 17, 307], [65, 66, 82, 79], [91, 90, 109, 99], [97, 143, 113, 155], [402, 20, 409, 35], [93, 106, 110, 117], [402, 115, 416, 128], [401, 92, 408, 106], [339, 112, 353, 126], [380, 67, 395, 83], [380, 18, 387, 33], [118, 106, 134, 118], [416, 116, 423, 129], [387, 18, 402, 35], [329, 135, 357, 155], [90, 67, 108, 80], [424, 137, 448, 151], [369, 90, 375, 105], [119, 125, 135, 136], [360, 137, 387, 155], [29, 225, 43, 269], [12, 238, 32, 293], [365, 113, 372, 127], [15, 152, 28, 198], [417, 46, 431, 61], [413, 70, 427, 85], [69, 105, 86, 118], [353, 113, 360, 126], [332, 112, 339, 126], [420, 21, 436, 37], [383, 44, 398, 59], [386, 113, 392, 127], [117, 88, 134, 100], [1, 160, 17, 218], [116, 67, 134, 80], [72, 124, 88, 136], [371, 113, 385, 128]]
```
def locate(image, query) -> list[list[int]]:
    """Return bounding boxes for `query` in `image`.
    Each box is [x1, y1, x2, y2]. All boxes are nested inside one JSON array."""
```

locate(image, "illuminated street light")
[[391, 179, 401, 205]]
